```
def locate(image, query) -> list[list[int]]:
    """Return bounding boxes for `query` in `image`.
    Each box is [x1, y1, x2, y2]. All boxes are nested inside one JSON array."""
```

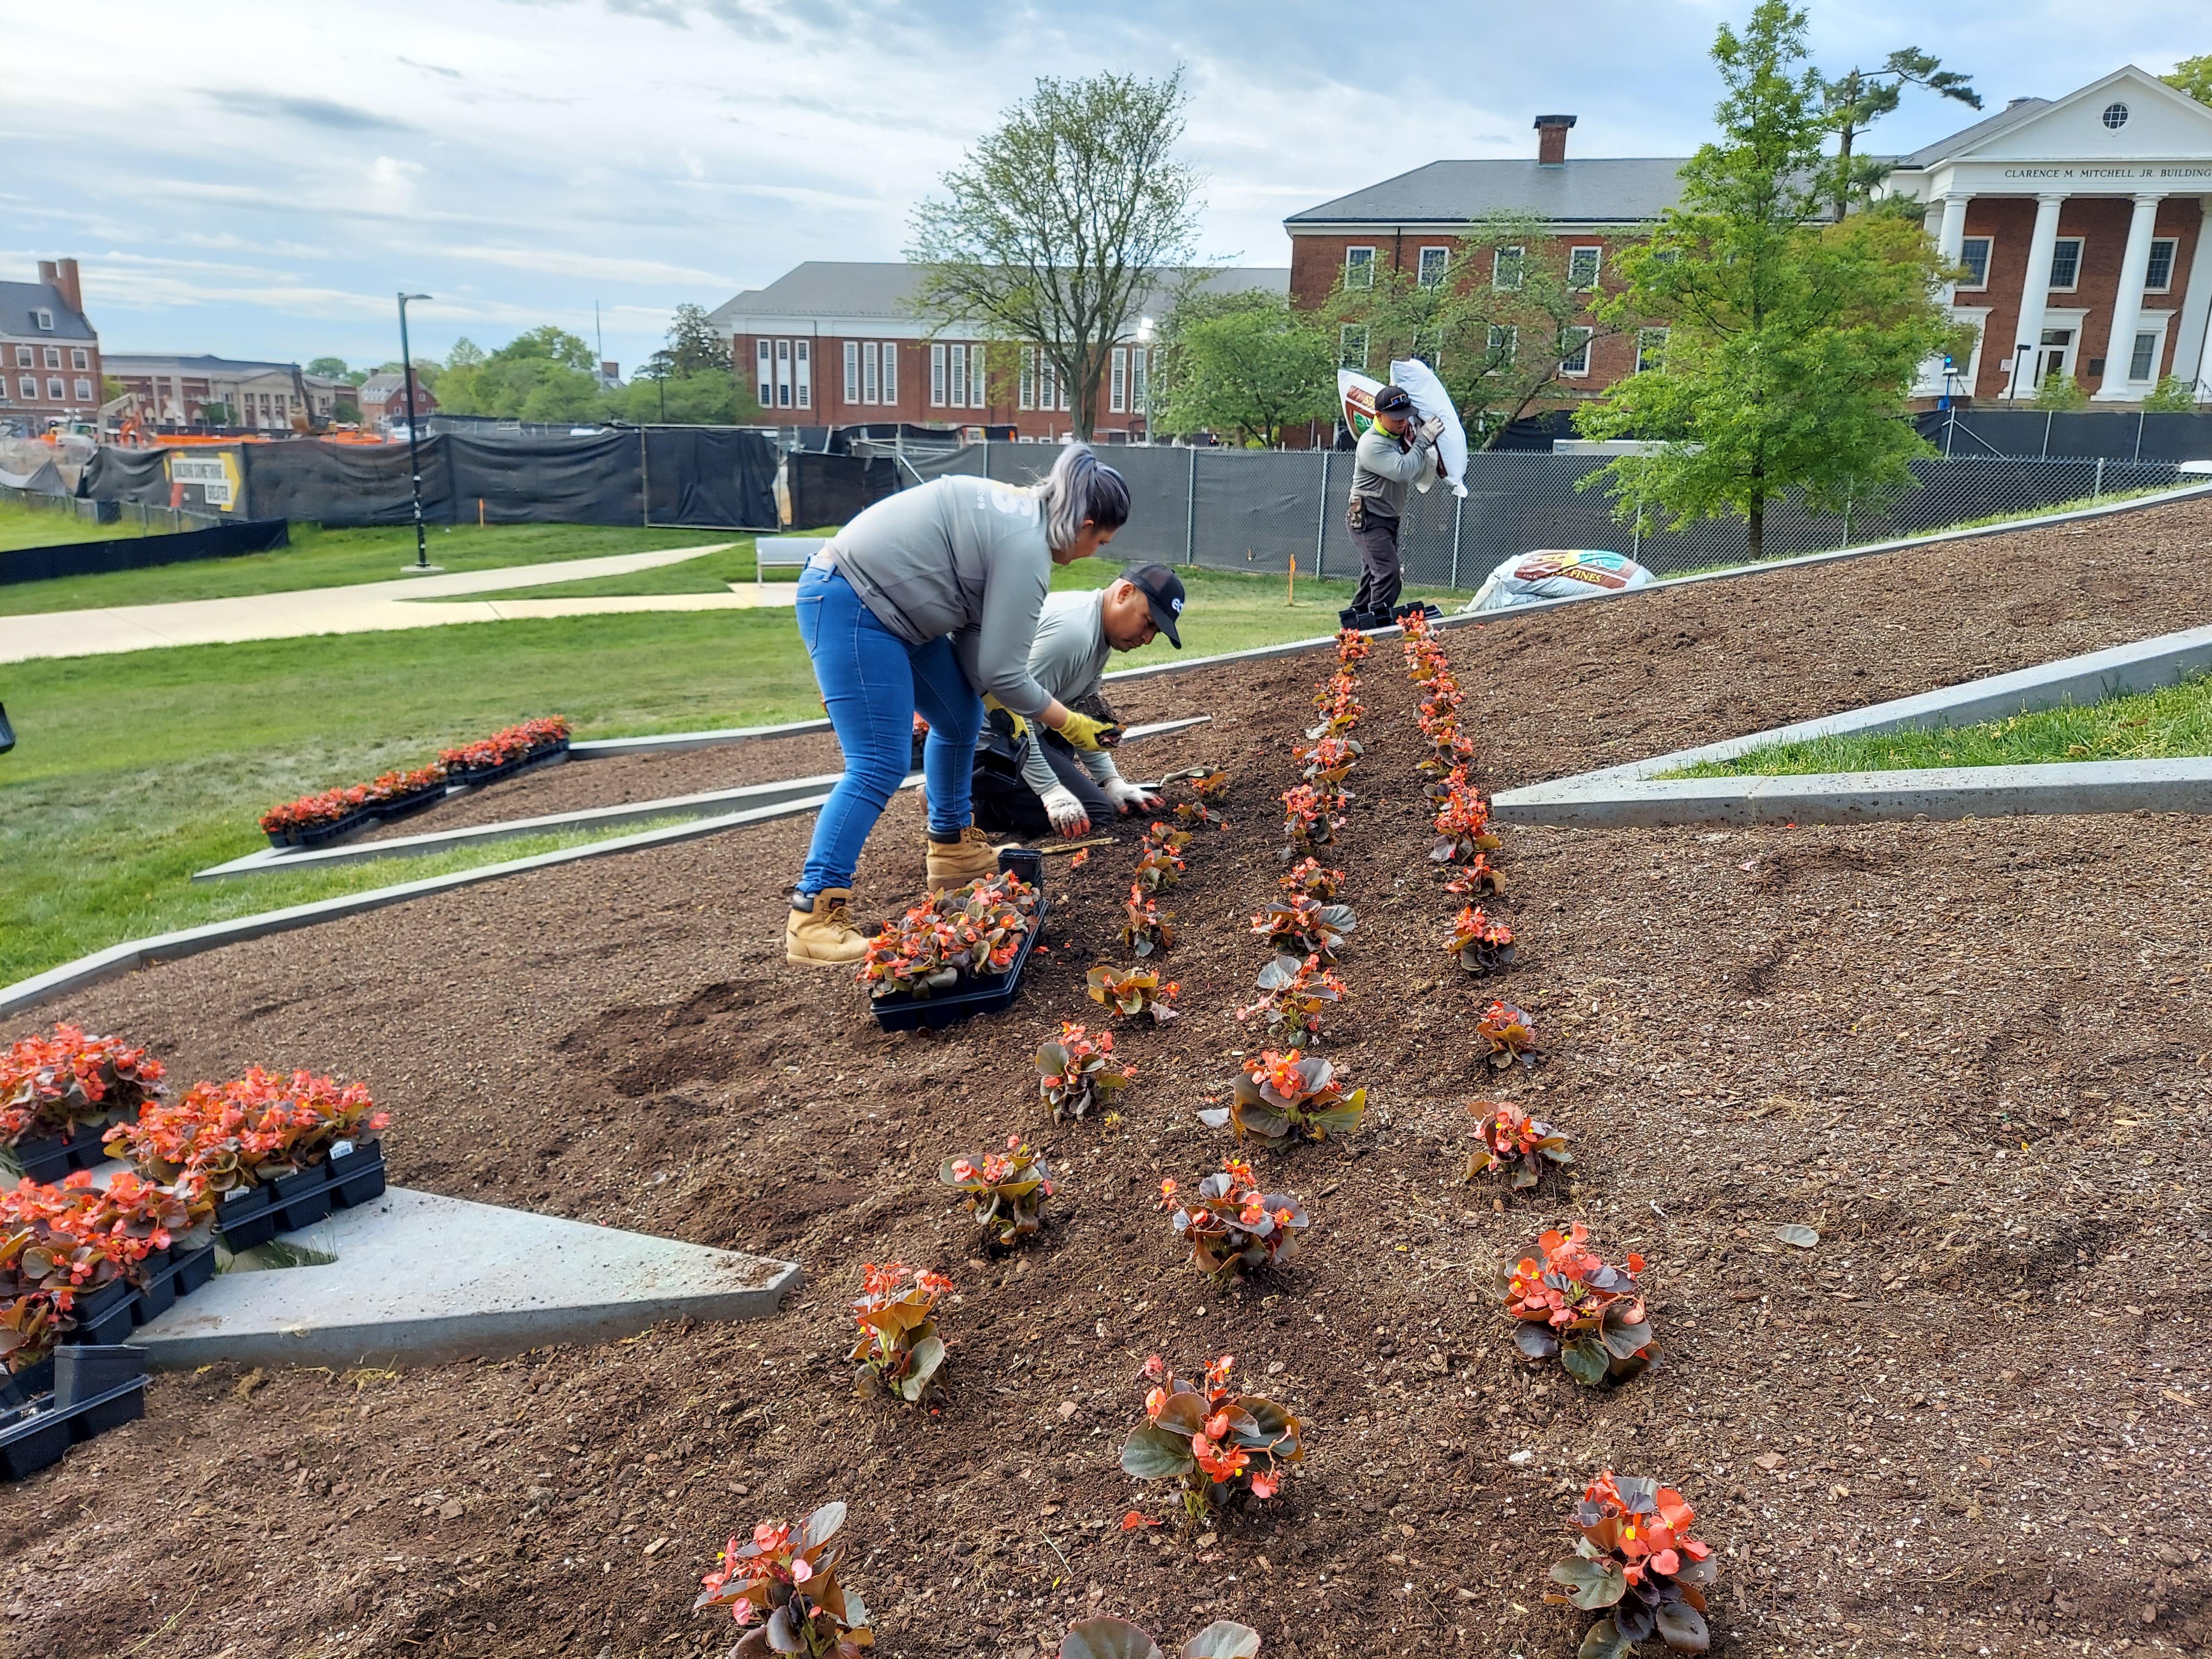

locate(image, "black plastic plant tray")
[[0, 1357, 53, 1410], [3, 1118, 113, 1183], [450, 739, 570, 788], [69, 1280, 138, 1348], [870, 897, 1050, 1033], [213, 1142, 385, 1251], [371, 783, 449, 824], [267, 805, 379, 851], [0, 1356, 149, 1482]]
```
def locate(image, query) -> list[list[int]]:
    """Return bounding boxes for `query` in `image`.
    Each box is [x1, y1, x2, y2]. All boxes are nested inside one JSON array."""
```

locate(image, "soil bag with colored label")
[[1387, 358, 1468, 499], [1462, 549, 1654, 614]]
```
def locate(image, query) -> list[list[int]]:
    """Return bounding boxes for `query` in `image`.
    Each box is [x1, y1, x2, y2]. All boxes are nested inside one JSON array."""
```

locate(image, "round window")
[[2102, 101, 2130, 129]]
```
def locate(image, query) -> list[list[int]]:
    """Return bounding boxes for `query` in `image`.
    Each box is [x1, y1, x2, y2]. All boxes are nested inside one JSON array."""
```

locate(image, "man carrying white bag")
[[1336, 362, 1470, 629]]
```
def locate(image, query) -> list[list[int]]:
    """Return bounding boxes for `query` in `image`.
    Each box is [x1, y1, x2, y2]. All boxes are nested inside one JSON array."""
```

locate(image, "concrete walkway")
[[0, 542, 798, 664]]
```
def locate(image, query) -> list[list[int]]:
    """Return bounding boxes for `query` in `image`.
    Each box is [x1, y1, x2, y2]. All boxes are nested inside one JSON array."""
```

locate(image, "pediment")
[[1958, 66, 2212, 162]]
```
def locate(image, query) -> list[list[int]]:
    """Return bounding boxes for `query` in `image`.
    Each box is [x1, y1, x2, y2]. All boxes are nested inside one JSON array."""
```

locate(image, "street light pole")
[[397, 292, 438, 573]]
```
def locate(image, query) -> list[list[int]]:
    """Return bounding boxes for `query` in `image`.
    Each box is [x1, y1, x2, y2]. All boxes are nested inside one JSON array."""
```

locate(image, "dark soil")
[[10, 499, 2212, 1659]]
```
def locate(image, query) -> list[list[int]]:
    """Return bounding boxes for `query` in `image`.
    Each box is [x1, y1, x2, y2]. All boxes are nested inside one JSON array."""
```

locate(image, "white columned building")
[[1886, 65, 2212, 406]]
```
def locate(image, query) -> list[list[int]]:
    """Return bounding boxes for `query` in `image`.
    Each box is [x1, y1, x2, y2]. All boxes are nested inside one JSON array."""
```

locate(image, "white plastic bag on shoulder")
[[1388, 358, 1468, 499]]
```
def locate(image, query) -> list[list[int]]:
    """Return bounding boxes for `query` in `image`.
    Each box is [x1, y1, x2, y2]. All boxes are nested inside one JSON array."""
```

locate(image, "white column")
[[2168, 196, 2212, 402], [2094, 193, 2166, 401], [2007, 193, 2066, 400], [1935, 194, 1970, 306]]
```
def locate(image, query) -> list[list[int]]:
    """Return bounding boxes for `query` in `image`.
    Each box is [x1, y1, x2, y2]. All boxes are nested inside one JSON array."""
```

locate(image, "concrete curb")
[[1498, 757, 2212, 828], [133, 1185, 803, 1368], [1493, 619, 2212, 829]]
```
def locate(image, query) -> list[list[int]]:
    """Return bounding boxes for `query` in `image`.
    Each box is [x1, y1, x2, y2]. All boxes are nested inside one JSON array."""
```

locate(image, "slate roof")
[[0, 281, 95, 341], [709, 262, 1288, 327], [1891, 98, 2055, 170], [1284, 158, 1693, 227]]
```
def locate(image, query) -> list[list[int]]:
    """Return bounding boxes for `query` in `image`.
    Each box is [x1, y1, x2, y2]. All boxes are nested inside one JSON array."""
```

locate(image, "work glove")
[[1055, 710, 1119, 752], [1417, 415, 1446, 442], [1040, 784, 1091, 837], [981, 694, 1028, 743], [1103, 777, 1164, 815]]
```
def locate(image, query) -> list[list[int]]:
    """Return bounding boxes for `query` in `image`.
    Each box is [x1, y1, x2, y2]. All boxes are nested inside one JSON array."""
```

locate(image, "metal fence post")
[[1450, 490, 1463, 589], [1840, 495, 1852, 549], [638, 428, 651, 527], [1314, 450, 1328, 581], [2041, 412, 2053, 458], [2092, 456, 2105, 503], [1184, 446, 1197, 568], [2134, 410, 2146, 465]]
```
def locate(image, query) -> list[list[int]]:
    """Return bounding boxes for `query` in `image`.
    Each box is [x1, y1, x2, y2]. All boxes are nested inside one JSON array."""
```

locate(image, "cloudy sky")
[[4, 0, 2203, 376]]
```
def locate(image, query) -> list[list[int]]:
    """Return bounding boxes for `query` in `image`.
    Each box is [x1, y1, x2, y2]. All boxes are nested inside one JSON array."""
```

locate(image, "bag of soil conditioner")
[[1387, 358, 1469, 499], [1462, 550, 1655, 614]]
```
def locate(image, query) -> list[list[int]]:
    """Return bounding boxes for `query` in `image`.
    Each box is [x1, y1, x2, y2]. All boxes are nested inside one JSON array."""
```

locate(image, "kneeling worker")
[[971, 564, 1186, 840]]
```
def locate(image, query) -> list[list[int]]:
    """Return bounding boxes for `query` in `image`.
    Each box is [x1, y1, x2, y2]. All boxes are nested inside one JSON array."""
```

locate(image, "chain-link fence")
[[0, 485, 224, 536], [905, 443, 2194, 587]]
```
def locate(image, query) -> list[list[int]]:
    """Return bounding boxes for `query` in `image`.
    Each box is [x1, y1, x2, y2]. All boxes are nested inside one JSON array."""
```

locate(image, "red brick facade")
[[0, 258, 102, 430]]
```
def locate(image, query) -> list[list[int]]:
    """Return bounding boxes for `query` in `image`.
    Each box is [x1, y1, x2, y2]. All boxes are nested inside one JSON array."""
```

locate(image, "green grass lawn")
[[0, 498, 134, 553], [0, 520, 742, 616], [1675, 674, 2212, 778], [0, 561, 1418, 989]]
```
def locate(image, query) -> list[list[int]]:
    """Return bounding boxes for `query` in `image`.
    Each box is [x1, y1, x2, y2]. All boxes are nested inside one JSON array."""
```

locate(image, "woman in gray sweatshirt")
[[785, 443, 1130, 965]]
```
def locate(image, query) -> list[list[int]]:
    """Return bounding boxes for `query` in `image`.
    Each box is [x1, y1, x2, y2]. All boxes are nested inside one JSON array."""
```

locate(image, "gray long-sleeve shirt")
[[822, 475, 1056, 717], [1013, 588, 1124, 797], [1349, 425, 1438, 520]]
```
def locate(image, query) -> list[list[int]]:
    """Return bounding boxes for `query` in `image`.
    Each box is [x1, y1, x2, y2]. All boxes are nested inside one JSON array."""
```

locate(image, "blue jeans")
[[794, 562, 982, 895]]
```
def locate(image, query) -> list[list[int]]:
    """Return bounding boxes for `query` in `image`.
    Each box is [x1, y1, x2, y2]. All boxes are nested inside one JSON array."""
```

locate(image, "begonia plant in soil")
[[1249, 895, 1356, 963], [1037, 1024, 1137, 1121], [695, 1502, 873, 1657], [1465, 1102, 1571, 1191], [1334, 626, 1370, 664], [0, 1291, 63, 1377], [1120, 891, 1176, 959], [0, 1024, 166, 1154], [1200, 1051, 1366, 1152], [104, 1067, 387, 1193], [847, 1262, 951, 1404], [1172, 772, 1231, 830], [1432, 778, 1502, 866], [1445, 853, 1506, 898], [1546, 1471, 1717, 1657], [258, 763, 447, 838], [1086, 966, 1180, 1024], [1449, 906, 1516, 976], [1132, 840, 1186, 895], [1061, 1617, 1261, 1659], [941, 1136, 1056, 1250], [1278, 785, 1343, 860], [1504, 1224, 1656, 1387], [1237, 954, 1347, 1042], [1277, 858, 1347, 902], [1120, 1354, 1301, 1523], [1478, 1002, 1541, 1072], [1161, 1159, 1308, 1279], [858, 872, 1038, 1000], [1293, 734, 1362, 791]]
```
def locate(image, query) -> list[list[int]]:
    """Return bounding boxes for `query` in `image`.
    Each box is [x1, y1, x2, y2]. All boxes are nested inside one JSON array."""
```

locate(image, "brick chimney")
[[1534, 114, 1577, 166], [54, 258, 82, 315]]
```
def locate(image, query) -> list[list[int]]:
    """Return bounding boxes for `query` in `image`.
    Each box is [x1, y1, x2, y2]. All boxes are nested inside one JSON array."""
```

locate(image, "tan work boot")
[[786, 888, 869, 966], [925, 826, 999, 893]]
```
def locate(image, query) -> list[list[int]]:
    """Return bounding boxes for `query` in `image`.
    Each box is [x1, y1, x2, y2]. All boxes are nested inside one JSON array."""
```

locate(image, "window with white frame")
[[1416, 246, 1449, 288], [1486, 324, 1516, 365], [1338, 324, 1369, 371], [1039, 354, 1059, 412], [1636, 327, 1670, 373], [74, 377, 91, 401], [1957, 236, 1992, 290], [774, 339, 791, 408], [2048, 237, 2083, 292], [42, 346, 59, 370], [46, 377, 64, 400], [2130, 330, 2160, 382], [756, 340, 773, 407], [17, 376, 33, 402], [2146, 238, 2178, 294], [881, 343, 897, 404], [969, 343, 986, 408], [1019, 347, 1036, 409], [0, 379, 8, 402], [868, 342, 887, 404], [1131, 347, 1148, 414], [1493, 246, 1525, 291], [949, 343, 968, 408], [1567, 245, 1602, 289], [70, 348, 88, 371], [930, 343, 948, 407], [11, 346, 26, 367], [34, 310, 52, 330], [844, 342, 861, 404], [793, 340, 810, 409], [1110, 347, 1128, 413], [1344, 247, 1375, 289], [1558, 327, 1595, 377]]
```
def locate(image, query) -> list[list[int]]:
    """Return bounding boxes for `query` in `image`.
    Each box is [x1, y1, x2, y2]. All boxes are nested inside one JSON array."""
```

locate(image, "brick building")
[[105, 354, 354, 431], [357, 369, 438, 434], [0, 259, 101, 432], [707, 262, 1287, 441]]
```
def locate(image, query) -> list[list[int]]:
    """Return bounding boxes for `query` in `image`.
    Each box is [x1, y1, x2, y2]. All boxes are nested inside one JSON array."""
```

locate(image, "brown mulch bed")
[[9, 500, 2212, 1659]]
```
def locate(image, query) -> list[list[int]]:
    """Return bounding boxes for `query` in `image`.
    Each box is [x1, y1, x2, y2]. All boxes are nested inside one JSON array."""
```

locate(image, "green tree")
[[2034, 372, 2088, 410], [446, 338, 486, 369], [1576, 0, 1970, 562], [2165, 54, 2212, 106], [1153, 291, 1333, 446], [1317, 210, 1637, 447], [2144, 374, 2201, 412], [1821, 49, 1981, 220], [431, 327, 603, 421], [306, 355, 350, 379], [663, 304, 732, 376], [908, 70, 1204, 440]]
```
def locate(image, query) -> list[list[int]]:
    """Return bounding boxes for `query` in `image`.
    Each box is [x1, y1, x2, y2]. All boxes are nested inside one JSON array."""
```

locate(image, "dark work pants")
[[1349, 509, 1403, 612], [970, 730, 1118, 839]]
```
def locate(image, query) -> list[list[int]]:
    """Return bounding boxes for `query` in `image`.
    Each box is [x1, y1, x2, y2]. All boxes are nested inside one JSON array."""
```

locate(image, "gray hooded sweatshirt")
[[1349, 425, 1438, 520], [820, 475, 1056, 717]]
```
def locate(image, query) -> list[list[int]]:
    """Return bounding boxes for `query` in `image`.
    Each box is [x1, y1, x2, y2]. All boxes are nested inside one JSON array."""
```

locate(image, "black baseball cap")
[[1373, 384, 1415, 416], [1119, 561, 1185, 648]]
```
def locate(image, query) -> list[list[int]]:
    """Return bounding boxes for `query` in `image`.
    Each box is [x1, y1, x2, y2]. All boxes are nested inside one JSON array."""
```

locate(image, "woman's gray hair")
[[1034, 443, 1130, 553]]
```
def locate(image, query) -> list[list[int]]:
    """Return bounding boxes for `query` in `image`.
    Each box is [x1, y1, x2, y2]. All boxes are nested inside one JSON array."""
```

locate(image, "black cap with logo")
[[1119, 561, 1185, 648], [1373, 383, 1415, 416]]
